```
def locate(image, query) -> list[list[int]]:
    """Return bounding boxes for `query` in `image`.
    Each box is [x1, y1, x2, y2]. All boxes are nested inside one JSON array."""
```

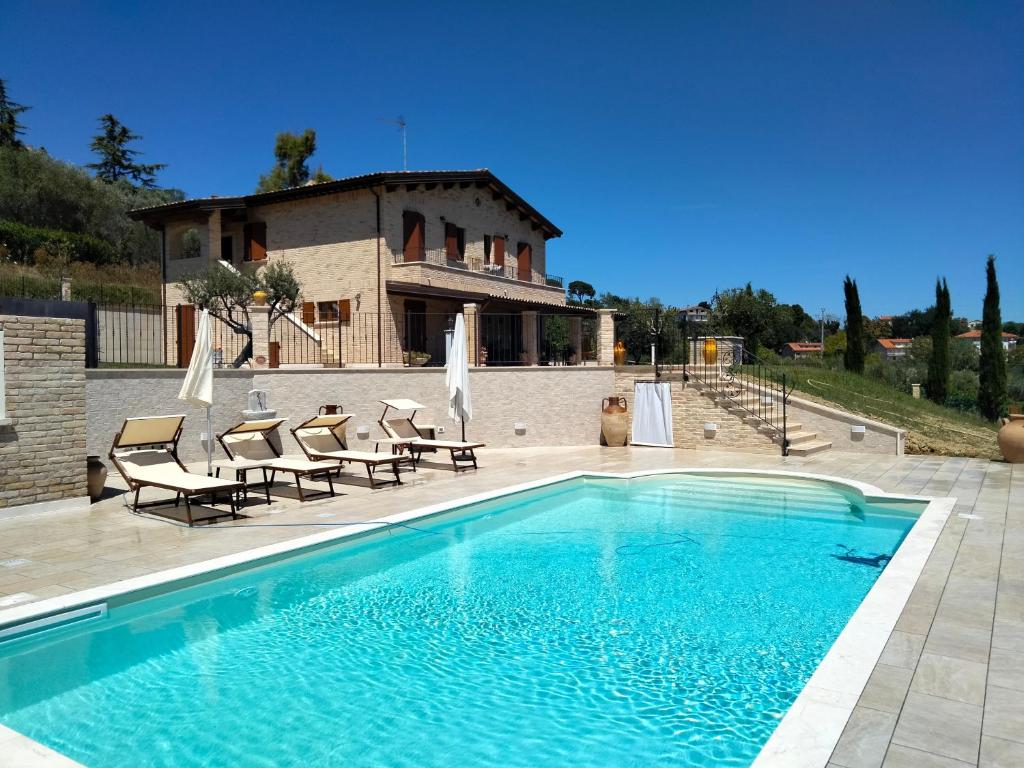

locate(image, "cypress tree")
[[927, 278, 951, 404], [978, 255, 1007, 420], [843, 276, 865, 374]]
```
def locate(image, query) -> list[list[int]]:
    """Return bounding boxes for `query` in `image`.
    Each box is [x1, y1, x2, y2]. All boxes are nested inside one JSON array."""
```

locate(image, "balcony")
[[390, 247, 565, 303]]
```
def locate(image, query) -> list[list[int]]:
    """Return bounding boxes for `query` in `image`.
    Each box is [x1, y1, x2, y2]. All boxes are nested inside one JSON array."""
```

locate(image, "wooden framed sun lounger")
[[291, 414, 405, 489], [108, 415, 243, 526], [378, 400, 484, 472], [216, 418, 339, 502]]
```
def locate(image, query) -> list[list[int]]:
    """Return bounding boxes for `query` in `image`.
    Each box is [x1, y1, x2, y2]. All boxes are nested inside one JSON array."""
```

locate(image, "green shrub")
[[0, 218, 118, 264], [70, 282, 160, 305]]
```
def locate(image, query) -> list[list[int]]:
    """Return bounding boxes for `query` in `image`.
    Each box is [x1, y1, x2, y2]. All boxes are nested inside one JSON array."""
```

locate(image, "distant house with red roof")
[[781, 342, 822, 359], [874, 338, 913, 360], [956, 330, 1019, 352]]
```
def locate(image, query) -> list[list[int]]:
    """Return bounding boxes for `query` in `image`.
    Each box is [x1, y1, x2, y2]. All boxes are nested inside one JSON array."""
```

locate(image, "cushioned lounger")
[[291, 414, 405, 489], [109, 415, 244, 526], [216, 418, 341, 502], [377, 399, 484, 472]]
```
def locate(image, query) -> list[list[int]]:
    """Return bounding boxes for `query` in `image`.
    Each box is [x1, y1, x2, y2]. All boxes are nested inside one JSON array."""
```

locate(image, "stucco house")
[[874, 338, 913, 360], [780, 342, 822, 359], [131, 169, 595, 368], [955, 329, 1019, 352]]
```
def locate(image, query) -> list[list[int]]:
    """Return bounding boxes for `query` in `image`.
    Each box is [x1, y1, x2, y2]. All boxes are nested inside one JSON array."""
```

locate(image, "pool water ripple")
[[0, 475, 919, 767]]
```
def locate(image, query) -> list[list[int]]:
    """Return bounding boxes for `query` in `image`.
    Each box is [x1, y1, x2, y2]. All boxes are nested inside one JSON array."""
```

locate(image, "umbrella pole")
[[461, 416, 466, 442], [206, 405, 213, 476]]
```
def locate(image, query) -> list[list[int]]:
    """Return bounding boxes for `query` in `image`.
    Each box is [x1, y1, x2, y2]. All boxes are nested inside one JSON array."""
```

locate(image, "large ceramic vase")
[[613, 340, 627, 366], [86, 455, 107, 502], [601, 396, 628, 446], [702, 338, 718, 365], [998, 415, 1024, 463]]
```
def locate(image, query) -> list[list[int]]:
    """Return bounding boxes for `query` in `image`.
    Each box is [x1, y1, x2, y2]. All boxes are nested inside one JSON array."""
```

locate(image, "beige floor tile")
[[911, 653, 988, 706], [878, 631, 926, 670], [831, 706, 897, 768], [983, 684, 1024, 745], [891, 692, 982, 764], [980, 735, 1024, 768], [859, 664, 914, 714]]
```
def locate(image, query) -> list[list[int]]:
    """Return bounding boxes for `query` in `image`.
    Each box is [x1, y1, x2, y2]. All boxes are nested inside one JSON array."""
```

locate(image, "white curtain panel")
[[630, 382, 674, 447]]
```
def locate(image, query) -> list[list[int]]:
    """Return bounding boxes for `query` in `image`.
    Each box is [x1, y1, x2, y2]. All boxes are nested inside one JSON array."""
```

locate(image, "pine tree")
[[978, 255, 1007, 420], [927, 278, 951, 404], [256, 130, 323, 192], [843, 276, 865, 374], [86, 114, 166, 187], [0, 78, 30, 149]]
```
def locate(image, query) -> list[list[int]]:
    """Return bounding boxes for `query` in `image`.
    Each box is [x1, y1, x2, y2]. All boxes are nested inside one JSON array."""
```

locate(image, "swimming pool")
[[0, 473, 925, 767]]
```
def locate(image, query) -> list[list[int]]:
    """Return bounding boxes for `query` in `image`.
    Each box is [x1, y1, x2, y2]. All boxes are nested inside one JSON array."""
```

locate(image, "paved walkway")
[[0, 447, 1020, 767]]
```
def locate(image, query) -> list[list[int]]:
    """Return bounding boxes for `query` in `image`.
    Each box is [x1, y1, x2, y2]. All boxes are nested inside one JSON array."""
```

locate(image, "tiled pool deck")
[[0, 446, 1020, 767]]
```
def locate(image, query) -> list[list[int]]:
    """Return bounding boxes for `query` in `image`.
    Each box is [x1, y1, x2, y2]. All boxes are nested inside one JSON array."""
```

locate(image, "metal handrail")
[[683, 335, 794, 456], [390, 247, 560, 288]]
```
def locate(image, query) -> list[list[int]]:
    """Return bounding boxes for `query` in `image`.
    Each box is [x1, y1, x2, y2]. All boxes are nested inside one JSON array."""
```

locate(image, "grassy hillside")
[[776, 366, 1001, 459]]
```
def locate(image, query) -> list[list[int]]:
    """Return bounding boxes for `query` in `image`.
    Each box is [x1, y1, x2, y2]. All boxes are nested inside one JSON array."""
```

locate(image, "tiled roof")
[[784, 342, 822, 352], [956, 330, 1019, 340], [876, 338, 913, 349], [129, 169, 562, 238]]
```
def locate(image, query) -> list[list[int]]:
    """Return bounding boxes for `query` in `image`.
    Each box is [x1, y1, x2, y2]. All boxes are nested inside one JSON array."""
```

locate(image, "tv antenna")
[[380, 115, 407, 170]]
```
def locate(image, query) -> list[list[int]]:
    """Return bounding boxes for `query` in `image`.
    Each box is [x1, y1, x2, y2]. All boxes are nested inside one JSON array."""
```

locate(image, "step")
[[786, 430, 819, 445], [787, 440, 832, 457]]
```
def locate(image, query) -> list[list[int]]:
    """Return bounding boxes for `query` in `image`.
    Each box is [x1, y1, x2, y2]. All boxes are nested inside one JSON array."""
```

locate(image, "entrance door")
[[404, 300, 427, 357]]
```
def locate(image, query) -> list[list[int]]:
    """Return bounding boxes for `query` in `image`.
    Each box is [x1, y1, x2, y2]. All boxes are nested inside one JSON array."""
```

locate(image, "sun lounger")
[[378, 400, 484, 472], [108, 415, 243, 526], [291, 414, 405, 489], [216, 418, 341, 502]]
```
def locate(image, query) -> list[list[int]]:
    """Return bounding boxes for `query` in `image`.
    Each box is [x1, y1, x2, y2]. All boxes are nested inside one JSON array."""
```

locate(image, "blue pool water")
[[0, 474, 920, 767]]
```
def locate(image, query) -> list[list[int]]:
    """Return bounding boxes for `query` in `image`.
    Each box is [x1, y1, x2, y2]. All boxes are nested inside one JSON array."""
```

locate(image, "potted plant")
[[403, 350, 431, 367]]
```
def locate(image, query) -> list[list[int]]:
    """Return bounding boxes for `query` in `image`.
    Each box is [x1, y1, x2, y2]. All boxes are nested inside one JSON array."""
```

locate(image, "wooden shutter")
[[517, 242, 532, 281], [445, 222, 458, 260], [338, 298, 351, 322], [176, 304, 196, 367], [493, 235, 505, 266], [403, 211, 425, 262], [302, 301, 315, 325], [244, 222, 267, 261]]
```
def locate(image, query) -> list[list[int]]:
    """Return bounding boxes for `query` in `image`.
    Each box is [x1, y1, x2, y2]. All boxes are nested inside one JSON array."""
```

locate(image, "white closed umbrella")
[[178, 308, 215, 475], [445, 313, 472, 441]]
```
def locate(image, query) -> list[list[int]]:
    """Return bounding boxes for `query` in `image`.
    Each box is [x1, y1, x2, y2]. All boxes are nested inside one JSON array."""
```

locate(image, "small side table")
[[373, 438, 418, 470]]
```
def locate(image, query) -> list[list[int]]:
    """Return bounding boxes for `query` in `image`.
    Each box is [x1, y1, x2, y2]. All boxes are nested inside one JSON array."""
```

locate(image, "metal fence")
[[0, 278, 597, 368], [390, 247, 563, 288]]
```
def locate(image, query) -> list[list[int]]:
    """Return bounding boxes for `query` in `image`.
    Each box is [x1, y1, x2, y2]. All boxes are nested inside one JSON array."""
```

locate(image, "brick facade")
[[158, 182, 567, 367], [0, 315, 88, 509]]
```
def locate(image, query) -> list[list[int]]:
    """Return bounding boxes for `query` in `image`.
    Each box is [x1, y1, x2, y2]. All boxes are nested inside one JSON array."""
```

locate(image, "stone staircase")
[[688, 369, 833, 457]]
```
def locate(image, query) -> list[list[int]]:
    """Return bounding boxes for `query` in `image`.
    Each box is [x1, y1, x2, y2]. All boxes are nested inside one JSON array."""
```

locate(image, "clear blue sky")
[[5, 1, 1022, 319]]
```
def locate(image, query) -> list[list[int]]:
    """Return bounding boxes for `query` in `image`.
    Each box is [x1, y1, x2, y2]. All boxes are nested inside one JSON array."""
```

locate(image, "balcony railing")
[[392, 247, 562, 289]]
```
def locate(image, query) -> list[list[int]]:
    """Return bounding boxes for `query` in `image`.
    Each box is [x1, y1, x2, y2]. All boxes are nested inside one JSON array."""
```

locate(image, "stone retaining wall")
[[87, 367, 616, 462]]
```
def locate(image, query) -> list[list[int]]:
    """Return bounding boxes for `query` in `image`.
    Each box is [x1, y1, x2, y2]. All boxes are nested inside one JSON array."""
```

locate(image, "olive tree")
[[180, 261, 301, 367]]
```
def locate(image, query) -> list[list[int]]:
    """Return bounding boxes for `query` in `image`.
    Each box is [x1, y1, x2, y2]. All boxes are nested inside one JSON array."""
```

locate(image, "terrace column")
[[569, 317, 583, 365], [597, 309, 617, 366], [250, 305, 271, 369], [206, 209, 222, 262], [462, 303, 479, 366], [522, 311, 539, 366]]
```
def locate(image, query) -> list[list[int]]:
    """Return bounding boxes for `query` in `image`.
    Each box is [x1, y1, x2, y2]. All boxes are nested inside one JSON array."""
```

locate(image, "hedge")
[[0, 218, 119, 265]]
